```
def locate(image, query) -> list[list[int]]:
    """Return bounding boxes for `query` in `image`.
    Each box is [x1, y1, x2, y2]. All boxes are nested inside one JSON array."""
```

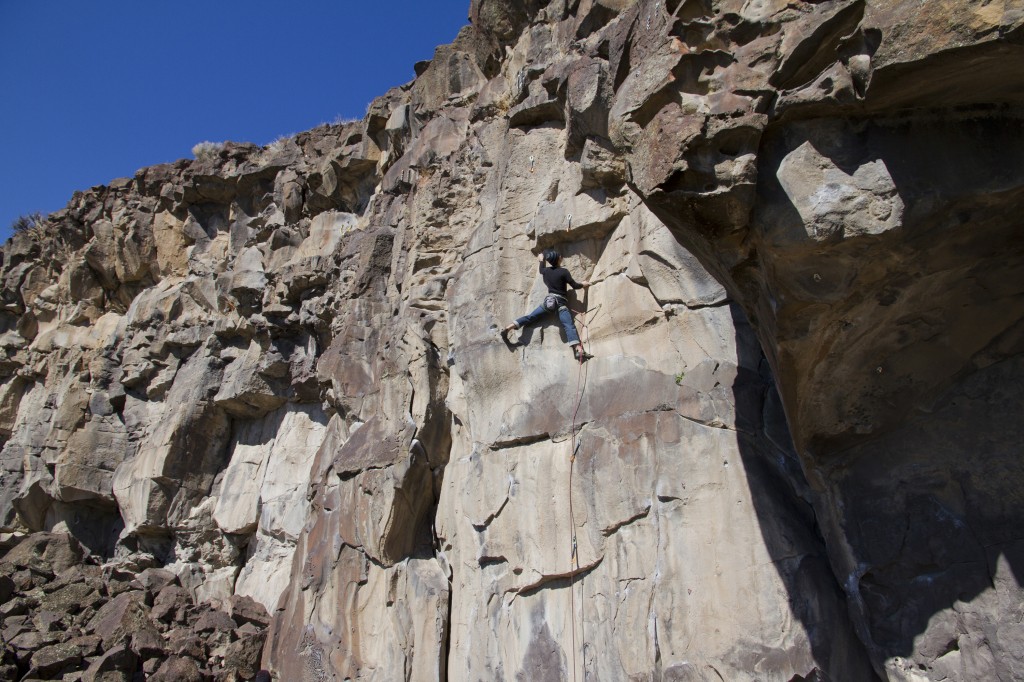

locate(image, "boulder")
[[131, 627, 166, 660], [9, 629, 61, 653], [81, 645, 138, 682], [0, 572, 13, 602], [39, 581, 105, 614], [225, 595, 270, 628], [220, 630, 266, 680], [135, 567, 179, 595], [150, 585, 192, 624], [29, 642, 83, 678], [148, 655, 203, 682], [4, 533, 85, 574], [86, 592, 158, 650]]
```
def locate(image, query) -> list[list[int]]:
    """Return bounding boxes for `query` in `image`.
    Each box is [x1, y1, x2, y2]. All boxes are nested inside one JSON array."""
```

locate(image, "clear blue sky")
[[0, 1, 470, 243]]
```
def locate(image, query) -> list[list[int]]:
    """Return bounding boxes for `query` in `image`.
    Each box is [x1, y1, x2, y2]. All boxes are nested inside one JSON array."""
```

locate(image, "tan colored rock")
[[267, 547, 448, 682], [213, 340, 287, 418], [217, 404, 328, 610], [776, 136, 905, 241], [152, 211, 190, 278], [605, 1, 1024, 679], [113, 351, 229, 532], [55, 413, 126, 506], [1, 2, 1021, 680], [0, 375, 27, 440]]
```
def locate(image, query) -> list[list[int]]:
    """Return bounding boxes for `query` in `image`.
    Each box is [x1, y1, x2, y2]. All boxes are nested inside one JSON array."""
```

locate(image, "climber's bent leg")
[[515, 305, 548, 330], [558, 306, 580, 346]]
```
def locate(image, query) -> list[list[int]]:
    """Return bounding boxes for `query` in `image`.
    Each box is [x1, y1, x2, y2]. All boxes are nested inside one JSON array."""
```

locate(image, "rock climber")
[[502, 249, 592, 362]]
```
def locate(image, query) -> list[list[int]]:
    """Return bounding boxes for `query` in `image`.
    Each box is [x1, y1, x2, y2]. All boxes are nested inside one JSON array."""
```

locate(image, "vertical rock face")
[[608, 2, 1024, 680], [1, 1, 1021, 681]]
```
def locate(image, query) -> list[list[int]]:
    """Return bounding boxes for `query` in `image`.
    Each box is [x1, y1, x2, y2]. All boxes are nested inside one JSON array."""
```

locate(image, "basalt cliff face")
[[1, 1, 1022, 680]]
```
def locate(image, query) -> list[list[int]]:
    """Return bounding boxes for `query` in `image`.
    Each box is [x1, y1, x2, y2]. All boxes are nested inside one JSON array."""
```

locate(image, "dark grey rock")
[[29, 641, 83, 677], [81, 645, 137, 682], [3, 533, 85, 574], [220, 630, 266, 680], [148, 655, 203, 682], [150, 585, 191, 624]]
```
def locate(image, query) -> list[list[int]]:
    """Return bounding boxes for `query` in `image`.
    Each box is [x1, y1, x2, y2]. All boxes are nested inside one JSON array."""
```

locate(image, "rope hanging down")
[[566, 303, 595, 682]]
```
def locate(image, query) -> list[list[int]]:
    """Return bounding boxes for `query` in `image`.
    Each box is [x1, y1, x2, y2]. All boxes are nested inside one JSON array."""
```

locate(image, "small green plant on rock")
[[674, 370, 686, 385]]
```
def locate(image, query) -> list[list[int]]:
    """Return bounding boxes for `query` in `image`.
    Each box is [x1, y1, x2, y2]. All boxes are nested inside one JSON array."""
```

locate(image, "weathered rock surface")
[[0, 533, 271, 680], [604, 1, 1024, 680], [1, 1, 1022, 680]]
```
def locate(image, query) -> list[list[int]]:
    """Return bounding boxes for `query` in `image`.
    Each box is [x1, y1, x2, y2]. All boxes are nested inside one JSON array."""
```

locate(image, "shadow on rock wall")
[[729, 304, 878, 681], [740, 107, 1024, 678]]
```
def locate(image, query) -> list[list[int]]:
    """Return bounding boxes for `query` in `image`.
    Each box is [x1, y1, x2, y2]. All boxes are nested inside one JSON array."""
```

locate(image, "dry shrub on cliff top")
[[265, 135, 294, 152], [10, 211, 47, 240], [191, 140, 225, 162], [257, 135, 295, 164]]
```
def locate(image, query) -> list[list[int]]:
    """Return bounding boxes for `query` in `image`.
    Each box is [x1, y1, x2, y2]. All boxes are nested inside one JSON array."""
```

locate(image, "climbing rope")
[[566, 303, 593, 682]]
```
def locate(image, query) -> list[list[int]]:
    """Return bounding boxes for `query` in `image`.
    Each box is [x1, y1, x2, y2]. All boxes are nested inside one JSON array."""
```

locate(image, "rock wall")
[[1, 1, 1021, 680], [608, 1, 1024, 679]]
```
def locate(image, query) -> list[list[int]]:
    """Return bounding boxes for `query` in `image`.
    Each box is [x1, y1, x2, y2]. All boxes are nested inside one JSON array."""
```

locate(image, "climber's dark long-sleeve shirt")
[[540, 263, 582, 296]]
